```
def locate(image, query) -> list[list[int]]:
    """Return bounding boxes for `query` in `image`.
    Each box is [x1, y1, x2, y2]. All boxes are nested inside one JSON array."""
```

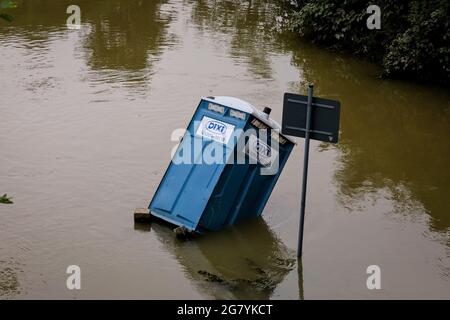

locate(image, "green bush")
[[0, 0, 16, 22], [287, 0, 450, 85]]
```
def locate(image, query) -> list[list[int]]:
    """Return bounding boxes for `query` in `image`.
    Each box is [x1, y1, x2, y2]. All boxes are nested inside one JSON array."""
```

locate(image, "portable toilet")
[[149, 96, 295, 232]]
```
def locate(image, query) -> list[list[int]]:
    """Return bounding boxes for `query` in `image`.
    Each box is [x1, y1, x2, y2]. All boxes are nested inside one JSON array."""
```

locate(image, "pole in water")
[[297, 84, 313, 258]]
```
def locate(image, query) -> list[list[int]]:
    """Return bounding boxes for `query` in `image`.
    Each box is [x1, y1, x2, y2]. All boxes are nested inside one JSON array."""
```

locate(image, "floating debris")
[[0, 194, 13, 204]]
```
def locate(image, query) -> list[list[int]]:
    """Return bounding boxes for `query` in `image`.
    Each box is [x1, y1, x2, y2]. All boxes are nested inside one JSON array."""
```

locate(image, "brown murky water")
[[1, 0, 449, 299]]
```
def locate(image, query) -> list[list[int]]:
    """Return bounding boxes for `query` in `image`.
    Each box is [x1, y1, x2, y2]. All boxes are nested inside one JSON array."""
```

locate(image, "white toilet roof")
[[202, 96, 295, 143]]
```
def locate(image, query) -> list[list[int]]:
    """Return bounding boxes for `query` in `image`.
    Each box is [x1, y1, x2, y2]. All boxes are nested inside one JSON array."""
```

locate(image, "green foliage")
[[0, 194, 13, 204], [0, 0, 16, 8], [0, 0, 16, 22], [287, 0, 450, 84], [383, 0, 450, 82], [0, 12, 13, 21]]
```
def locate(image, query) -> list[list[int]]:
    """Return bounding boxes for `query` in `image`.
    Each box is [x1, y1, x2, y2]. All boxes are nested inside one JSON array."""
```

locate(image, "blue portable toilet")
[[149, 96, 295, 232]]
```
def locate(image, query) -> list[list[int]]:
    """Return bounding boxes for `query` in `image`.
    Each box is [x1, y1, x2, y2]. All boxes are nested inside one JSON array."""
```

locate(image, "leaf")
[[0, 13, 13, 22], [0, 193, 14, 204], [0, 0, 17, 9]]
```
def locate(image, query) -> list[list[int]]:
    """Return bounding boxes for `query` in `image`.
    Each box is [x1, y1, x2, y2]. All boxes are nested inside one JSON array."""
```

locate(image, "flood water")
[[1, 0, 449, 299]]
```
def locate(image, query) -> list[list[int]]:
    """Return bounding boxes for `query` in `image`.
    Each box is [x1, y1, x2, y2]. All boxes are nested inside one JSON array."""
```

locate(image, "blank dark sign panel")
[[282, 92, 341, 143]]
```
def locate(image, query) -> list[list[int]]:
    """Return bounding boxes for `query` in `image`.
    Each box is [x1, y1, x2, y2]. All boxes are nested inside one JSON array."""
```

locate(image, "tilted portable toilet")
[[149, 96, 295, 232]]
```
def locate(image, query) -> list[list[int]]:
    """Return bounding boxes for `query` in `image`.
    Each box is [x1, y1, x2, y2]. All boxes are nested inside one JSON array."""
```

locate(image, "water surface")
[[1, 0, 449, 299]]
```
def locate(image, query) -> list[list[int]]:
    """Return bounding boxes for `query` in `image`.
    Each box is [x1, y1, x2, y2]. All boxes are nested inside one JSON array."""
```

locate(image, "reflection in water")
[[79, 0, 176, 94], [81, 0, 174, 74], [0, 0, 68, 36], [288, 41, 450, 232], [136, 218, 296, 299], [297, 259, 304, 300], [0, 0, 175, 93], [188, 0, 284, 79]]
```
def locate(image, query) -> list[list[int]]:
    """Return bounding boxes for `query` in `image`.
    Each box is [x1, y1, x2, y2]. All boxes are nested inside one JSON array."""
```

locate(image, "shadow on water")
[[135, 218, 296, 299]]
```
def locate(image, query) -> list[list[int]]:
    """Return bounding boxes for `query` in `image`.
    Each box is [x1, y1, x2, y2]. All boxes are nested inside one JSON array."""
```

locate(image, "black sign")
[[282, 92, 341, 143]]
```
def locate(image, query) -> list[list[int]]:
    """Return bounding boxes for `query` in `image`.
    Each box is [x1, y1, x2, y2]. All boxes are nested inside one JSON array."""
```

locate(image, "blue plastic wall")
[[149, 98, 294, 231]]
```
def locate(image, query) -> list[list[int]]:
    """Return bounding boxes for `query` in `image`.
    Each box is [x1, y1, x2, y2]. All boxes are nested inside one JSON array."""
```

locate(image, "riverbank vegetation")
[[0, 0, 16, 21], [285, 0, 450, 85]]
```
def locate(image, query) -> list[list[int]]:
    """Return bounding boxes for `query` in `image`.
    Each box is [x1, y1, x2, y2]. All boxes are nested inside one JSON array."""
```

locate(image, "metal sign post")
[[298, 85, 313, 258], [282, 85, 341, 258]]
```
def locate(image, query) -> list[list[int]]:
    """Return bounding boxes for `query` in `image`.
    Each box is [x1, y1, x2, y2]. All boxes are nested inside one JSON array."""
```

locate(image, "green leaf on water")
[[0, 194, 13, 204]]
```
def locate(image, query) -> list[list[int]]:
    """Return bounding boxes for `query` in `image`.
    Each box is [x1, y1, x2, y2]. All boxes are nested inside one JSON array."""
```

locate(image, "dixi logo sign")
[[206, 121, 226, 134], [253, 140, 271, 157]]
